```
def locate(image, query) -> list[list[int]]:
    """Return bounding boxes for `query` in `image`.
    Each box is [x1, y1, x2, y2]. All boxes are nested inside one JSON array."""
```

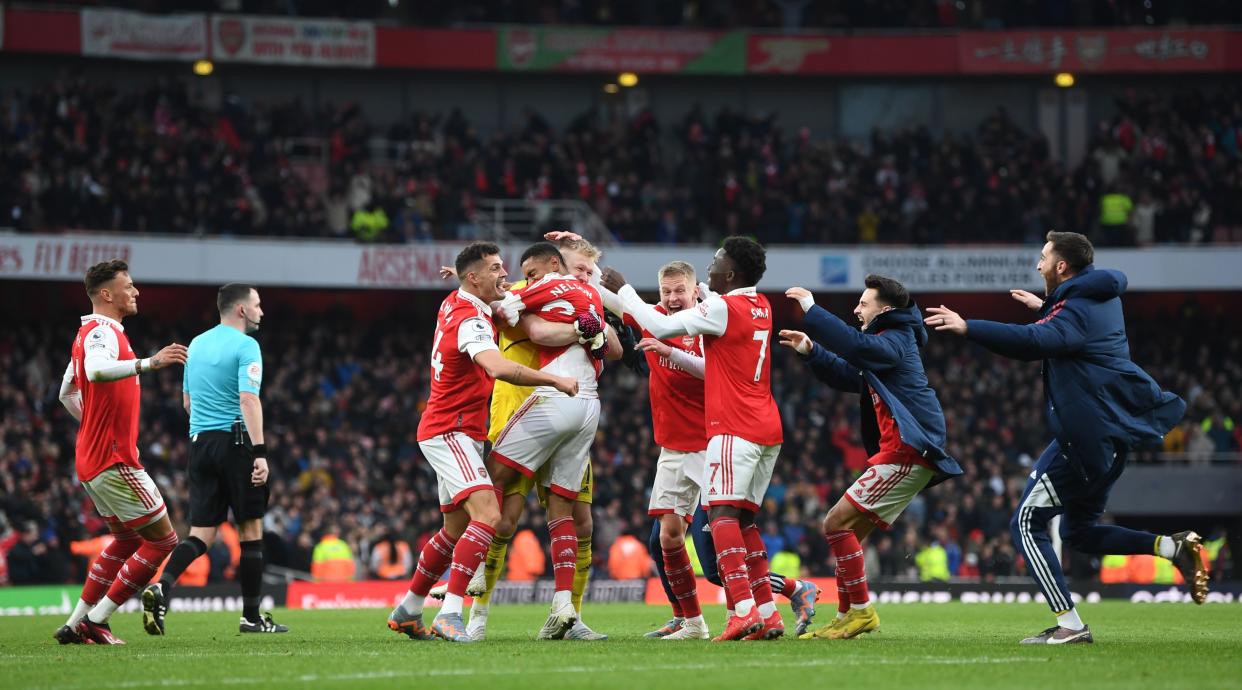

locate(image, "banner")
[[2, 234, 1241, 292], [81, 8, 207, 61], [287, 579, 646, 609], [747, 35, 956, 75], [0, 584, 281, 616], [499, 27, 744, 74], [211, 15, 375, 68], [959, 29, 1226, 74]]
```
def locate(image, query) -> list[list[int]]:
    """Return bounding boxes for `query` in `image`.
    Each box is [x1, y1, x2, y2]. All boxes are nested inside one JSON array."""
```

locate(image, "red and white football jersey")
[[70, 315, 142, 482], [513, 273, 605, 398], [417, 289, 500, 442], [616, 285, 783, 447], [627, 308, 708, 453]]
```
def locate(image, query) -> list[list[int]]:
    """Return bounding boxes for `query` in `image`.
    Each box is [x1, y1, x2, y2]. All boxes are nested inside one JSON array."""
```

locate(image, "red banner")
[[958, 29, 1227, 73], [375, 26, 495, 70], [747, 35, 955, 75]]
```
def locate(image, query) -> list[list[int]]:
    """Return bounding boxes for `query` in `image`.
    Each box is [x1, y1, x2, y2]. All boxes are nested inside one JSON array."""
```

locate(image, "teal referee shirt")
[[184, 324, 263, 436]]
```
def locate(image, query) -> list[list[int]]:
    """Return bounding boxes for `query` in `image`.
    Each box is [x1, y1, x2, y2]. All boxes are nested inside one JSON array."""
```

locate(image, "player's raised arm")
[[83, 323, 186, 382], [602, 268, 726, 339], [778, 329, 863, 393], [788, 287, 903, 370], [473, 349, 578, 396]]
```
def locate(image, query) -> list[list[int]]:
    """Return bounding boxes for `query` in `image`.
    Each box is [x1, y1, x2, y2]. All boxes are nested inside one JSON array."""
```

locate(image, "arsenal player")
[[55, 259, 187, 646], [387, 242, 577, 643]]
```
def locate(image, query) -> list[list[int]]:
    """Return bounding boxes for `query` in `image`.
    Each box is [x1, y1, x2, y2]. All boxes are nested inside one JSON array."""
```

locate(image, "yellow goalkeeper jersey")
[[487, 279, 539, 443]]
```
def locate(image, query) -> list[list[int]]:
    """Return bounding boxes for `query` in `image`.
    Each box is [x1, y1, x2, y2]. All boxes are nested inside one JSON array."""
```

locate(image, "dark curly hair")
[[721, 236, 767, 286]]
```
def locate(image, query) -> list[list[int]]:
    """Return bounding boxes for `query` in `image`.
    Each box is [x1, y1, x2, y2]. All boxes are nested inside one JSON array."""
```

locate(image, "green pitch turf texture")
[[2, 602, 1238, 690]]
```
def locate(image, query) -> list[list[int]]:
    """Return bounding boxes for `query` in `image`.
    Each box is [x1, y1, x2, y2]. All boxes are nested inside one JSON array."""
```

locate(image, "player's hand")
[[150, 343, 188, 369], [496, 293, 524, 327], [1009, 289, 1043, 311], [785, 287, 814, 312], [924, 305, 968, 335], [553, 376, 579, 397], [778, 329, 813, 355], [544, 230, 583, 243], [251, 456, 269, 486], [600, 267, 627, 294], [636, 337, 672, 357], [439, 265, 457, 281]]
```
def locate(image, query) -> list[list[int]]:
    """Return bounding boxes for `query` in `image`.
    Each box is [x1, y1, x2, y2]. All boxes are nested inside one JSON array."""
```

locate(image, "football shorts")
[[704, 435, 780, 513], [419, 432, 495, 513], [82, 463, 167, 530], [648, 448, 705, 520]]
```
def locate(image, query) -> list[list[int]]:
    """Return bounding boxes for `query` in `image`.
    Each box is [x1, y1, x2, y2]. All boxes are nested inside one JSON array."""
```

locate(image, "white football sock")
[[67, 599, 92, 628], [87, 596, 120, 624], [734, 598, 755, 617], [1156, 535, 1177, 559], [757, 601, 776, 618], [1057, 608, 1085, 631], [441, 593, 464, 616], [399, 591, 424, 617]]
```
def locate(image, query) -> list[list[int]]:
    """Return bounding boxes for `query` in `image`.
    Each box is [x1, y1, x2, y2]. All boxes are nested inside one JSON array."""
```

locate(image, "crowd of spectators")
[[5, 74, 1242, 246], [1, 295, 1237, 588], [46, 1, 1242, 30]]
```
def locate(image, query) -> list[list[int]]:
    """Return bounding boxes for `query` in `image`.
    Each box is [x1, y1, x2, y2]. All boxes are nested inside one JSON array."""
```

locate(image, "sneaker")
[[431, 613, 472, 643], [388, 608, 434, 640], [742, 611, 785, 640], [565, 619, 609, 641], [76, 619, 125, 645], [1169, 531, 1210, 604], [142, 583, 168, 635], [239, 612, 289, 633], [788, 580, 820, 637], [662, 616, 709, 640], [712, 608, 762, 642], [1020, 625, 1093, 645], [428, 583, 449, 601], [465, 567, 488, 598], [466, 603, 489, 641], [536, 599, 578, 640], [800, 606, 879, 640], [645, 617, 684, 638], [53, 624, 87, 645]]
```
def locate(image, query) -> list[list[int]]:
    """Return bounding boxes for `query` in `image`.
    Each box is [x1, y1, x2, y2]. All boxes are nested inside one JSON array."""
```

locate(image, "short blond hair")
[[555, 236, 601, 261], [657, 260, 696, 284]]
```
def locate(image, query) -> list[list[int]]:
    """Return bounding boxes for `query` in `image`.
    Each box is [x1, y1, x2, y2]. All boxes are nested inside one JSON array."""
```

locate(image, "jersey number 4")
[[430, 328, 445, 381]]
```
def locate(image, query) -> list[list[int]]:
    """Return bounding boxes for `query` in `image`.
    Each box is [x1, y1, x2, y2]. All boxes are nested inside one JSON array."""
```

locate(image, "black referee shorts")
[[188, 430, 270, 527]]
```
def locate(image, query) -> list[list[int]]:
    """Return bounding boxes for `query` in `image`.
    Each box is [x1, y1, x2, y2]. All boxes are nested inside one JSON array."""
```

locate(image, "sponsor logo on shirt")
[[247, 362, 263, 388]]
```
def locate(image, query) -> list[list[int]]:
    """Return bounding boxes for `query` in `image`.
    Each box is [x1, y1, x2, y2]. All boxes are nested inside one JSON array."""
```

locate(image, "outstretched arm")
[[616, 285, 727, 339], [925, 303, 1089, 361], [788, 287, 902, 370], [778, 330, 862, 393]]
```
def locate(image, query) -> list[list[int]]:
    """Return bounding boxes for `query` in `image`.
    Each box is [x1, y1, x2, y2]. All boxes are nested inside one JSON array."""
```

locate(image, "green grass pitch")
[[2, 602, 1238, 690]]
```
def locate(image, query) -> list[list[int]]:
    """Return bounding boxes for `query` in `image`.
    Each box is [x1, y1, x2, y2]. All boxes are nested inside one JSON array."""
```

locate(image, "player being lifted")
[[434, 235, 616, 641], [778, 275, 961, 640], [55, 260, 187, 645], [484, 241, 620, 640], [601, 236, 785, 641], [387, 242, 579, 643], [615, 259, 820, 640]]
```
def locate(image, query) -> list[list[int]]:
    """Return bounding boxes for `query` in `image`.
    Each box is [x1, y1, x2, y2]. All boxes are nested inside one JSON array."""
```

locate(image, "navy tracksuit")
[[966, 266, 1185, 612]]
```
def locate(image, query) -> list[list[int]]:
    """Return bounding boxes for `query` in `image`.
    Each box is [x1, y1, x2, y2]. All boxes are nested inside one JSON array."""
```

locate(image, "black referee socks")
[[160, 536, 208, 593], [240, 540, 264, 622]]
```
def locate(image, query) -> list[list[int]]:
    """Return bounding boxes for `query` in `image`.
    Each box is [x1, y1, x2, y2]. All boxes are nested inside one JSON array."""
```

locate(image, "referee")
[[142, 283, 288, 634]]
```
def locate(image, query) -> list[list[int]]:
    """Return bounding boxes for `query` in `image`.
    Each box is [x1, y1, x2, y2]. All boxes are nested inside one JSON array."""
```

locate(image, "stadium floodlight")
[[1054, 72, 1075, 88], [193, 60, 214, 77], [603, 83, 620, 94], [618, 72, 639, 87]]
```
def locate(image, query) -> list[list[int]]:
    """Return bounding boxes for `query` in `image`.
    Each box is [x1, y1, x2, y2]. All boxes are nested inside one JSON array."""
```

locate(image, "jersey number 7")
[[752, 330, 769, 382]]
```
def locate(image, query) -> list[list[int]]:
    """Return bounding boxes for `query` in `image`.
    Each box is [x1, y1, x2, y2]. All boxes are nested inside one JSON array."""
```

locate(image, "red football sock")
[[778, 575, 798, 598], [548, 516, 577, 593], [741, 525, 774, 609], [105, 532, 178, 607], [709, 517, 753, 612], [408, 528, 457, 596], [837, 579, 850, 614], [662, 544, 701, 619], [827, 530, 870, 608], [81, 529, 142, 605], [447, 521, 495, 597]]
